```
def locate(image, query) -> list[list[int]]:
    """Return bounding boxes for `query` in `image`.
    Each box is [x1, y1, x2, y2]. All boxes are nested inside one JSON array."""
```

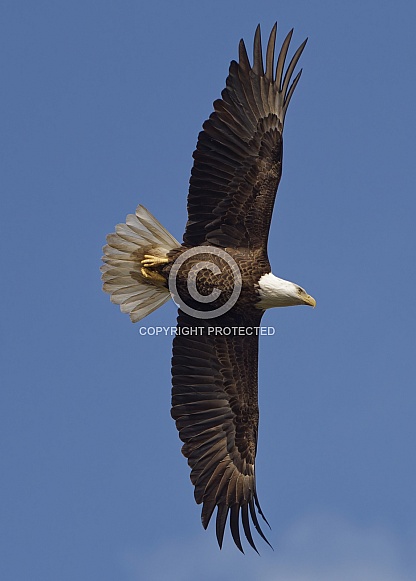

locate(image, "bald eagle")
[[101, 24, 315, 553]]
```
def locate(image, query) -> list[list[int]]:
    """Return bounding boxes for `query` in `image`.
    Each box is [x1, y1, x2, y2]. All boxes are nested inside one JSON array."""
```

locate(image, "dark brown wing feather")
[[171, 309, 271, 552], [183, 24, 307, 250]]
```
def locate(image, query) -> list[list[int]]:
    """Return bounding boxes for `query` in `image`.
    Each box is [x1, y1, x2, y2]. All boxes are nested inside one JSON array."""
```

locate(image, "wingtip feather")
[[249, 498, 273, 550], [238, 39, 250, 73], [276, 28, 294, 91], [265, 22, 277, 81], [241, 503, 259, 554], [215, 504, 229, 549], [230, 504, 244, 554], [253, 24, 264, 76]]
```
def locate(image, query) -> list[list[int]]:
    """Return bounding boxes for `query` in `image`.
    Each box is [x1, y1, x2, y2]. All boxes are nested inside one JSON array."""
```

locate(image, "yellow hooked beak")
[[303, 294, 316, 308]]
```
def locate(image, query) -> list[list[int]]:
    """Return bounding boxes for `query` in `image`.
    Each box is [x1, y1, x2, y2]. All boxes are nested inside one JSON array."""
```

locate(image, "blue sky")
[[1, 1, 416, 579]]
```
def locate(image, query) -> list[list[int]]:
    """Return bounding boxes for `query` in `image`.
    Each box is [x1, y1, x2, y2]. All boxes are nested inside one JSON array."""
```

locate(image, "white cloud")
[[120, 513, 415, 581]]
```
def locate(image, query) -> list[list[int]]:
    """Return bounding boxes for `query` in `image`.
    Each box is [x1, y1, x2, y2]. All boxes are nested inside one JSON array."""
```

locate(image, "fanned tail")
[[101, 205, 179, 322]]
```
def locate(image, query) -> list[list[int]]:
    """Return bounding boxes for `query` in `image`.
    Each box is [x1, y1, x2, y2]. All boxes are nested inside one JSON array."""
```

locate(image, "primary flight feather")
[[101, 23, 315, 553]]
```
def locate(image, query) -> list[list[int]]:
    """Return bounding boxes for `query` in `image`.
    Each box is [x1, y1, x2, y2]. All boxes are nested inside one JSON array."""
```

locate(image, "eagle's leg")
[[140, 255, 169, 283]]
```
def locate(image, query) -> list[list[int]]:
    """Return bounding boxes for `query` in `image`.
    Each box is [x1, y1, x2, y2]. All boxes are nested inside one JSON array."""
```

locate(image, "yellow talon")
[[141, 255, 169, 268], [140, 267, 166, 284]]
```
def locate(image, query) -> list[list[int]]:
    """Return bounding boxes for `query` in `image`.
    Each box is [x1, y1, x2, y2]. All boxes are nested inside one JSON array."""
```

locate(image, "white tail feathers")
[[101, 205, 180, 322]]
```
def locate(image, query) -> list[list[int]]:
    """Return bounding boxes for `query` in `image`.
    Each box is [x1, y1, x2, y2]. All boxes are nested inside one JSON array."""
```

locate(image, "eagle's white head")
[[256, 272, 316, 310]]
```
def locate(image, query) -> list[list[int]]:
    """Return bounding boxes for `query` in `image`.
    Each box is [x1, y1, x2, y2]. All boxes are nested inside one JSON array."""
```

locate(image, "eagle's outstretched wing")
[[183, 24, 307, 250], [171, 310, 270, 553]]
